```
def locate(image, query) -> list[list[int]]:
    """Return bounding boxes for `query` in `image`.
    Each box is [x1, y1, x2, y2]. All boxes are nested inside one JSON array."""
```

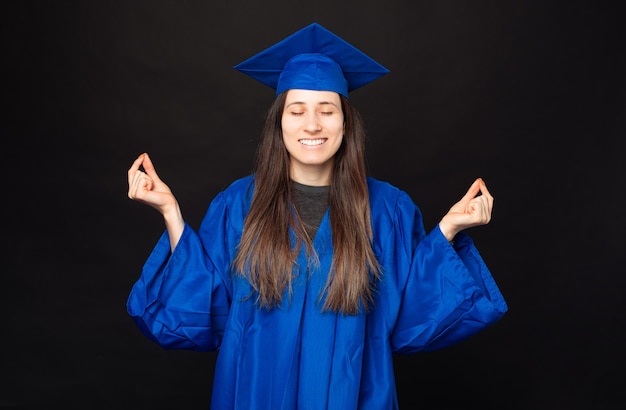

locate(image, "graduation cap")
[[234, 23, 389, 98]]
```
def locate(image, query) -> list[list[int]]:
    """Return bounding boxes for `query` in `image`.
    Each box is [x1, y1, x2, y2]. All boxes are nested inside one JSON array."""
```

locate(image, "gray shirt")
[[291, 181, 330, 238]]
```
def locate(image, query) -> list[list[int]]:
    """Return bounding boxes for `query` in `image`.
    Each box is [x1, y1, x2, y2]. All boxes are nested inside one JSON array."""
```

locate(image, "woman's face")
[[281, 89, 344, 186]]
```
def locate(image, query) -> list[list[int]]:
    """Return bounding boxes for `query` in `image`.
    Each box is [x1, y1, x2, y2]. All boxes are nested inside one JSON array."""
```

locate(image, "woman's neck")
[[289, 162, 333, 186]]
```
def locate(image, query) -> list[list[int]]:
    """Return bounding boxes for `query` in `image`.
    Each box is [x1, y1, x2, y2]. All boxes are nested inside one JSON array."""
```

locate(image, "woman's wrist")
[[438, 222, 457, 243]]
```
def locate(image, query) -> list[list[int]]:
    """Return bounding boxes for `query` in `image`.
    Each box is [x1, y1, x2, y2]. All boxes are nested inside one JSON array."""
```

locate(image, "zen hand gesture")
[[127, 153, 177, 214], [127, 153, 184, 249], [438, 178, 494, 241]]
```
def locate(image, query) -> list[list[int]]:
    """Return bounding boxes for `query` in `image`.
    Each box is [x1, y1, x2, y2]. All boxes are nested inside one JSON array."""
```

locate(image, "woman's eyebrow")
[[285, 101, 339, 109], [285, 101, 305, 108]]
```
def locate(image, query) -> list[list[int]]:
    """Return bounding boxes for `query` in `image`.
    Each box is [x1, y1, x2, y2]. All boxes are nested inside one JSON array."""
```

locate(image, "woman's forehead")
[[284, 89, 341, 104]]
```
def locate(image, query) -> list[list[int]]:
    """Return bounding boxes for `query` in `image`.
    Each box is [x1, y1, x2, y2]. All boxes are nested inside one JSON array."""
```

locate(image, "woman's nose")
[[304, 113, 322, 132]]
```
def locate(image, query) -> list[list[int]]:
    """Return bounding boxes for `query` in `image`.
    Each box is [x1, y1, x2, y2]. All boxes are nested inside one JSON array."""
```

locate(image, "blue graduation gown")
[[127, 176, 507, 409]]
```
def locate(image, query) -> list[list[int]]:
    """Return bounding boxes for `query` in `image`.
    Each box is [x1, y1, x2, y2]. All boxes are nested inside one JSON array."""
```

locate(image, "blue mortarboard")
[[234, 23, 389, 98]]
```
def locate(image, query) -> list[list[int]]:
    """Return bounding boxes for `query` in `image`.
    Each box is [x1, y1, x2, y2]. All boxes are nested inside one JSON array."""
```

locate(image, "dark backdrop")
[[3, 1, 625, 409]]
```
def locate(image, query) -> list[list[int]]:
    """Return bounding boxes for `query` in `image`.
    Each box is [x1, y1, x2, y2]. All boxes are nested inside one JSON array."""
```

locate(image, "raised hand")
[[127, 153, 177, 213], [127, 153, 184, 250], [438, 178, 494, 242]]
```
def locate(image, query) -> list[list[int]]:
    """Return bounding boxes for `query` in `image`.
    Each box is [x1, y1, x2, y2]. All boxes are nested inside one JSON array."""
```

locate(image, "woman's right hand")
[[128, 153, 184, 249], [127, 153, 176, 213]]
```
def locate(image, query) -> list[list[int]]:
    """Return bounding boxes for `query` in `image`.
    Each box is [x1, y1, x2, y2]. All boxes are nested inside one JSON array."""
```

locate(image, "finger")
[[478, 179, 493, 199], [460, 178, 482, 202], [128, 153, 147, 191], [141, 153, 162, 182], [128, 153, 146, 177], [478, 181, 495, 215], [467, 196, 492, 223], [128, 169, 155, 199]]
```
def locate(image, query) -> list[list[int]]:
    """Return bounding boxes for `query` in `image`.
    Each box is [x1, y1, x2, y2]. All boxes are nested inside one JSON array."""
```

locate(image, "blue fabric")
[[233, 23, 390, 98], [127, 176, 508, 409], [276, 53, 349, 98]]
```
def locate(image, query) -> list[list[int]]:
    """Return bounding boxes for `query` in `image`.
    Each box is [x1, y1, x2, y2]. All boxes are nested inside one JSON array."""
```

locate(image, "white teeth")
[[299, 139, 326, 146]]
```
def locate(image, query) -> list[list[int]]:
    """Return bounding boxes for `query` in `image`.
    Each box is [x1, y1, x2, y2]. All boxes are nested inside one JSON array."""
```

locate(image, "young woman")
[[126, 23, 507, 409]]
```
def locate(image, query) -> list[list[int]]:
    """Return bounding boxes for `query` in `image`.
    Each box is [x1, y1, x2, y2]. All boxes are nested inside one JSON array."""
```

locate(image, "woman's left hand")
[[438, 178, 494, 242]]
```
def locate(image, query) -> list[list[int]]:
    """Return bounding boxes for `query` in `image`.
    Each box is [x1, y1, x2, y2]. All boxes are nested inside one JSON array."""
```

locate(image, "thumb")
[[141, 153, 162, 182]]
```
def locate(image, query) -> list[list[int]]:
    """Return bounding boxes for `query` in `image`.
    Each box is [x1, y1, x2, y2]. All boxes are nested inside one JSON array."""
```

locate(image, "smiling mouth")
[[299, 138, 327, 146]]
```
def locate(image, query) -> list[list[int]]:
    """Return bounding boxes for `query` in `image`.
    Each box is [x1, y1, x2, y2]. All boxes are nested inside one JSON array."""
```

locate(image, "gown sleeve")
[[126, 192, 233, 352], [388, 191, 508, 354]]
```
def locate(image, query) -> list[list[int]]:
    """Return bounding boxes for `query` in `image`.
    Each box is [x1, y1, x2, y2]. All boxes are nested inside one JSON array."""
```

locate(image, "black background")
[[3, 1, 625, 409]]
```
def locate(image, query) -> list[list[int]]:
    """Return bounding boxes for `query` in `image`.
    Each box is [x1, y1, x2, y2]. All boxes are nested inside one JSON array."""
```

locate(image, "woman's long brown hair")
[[233, 92, 381, 315]]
